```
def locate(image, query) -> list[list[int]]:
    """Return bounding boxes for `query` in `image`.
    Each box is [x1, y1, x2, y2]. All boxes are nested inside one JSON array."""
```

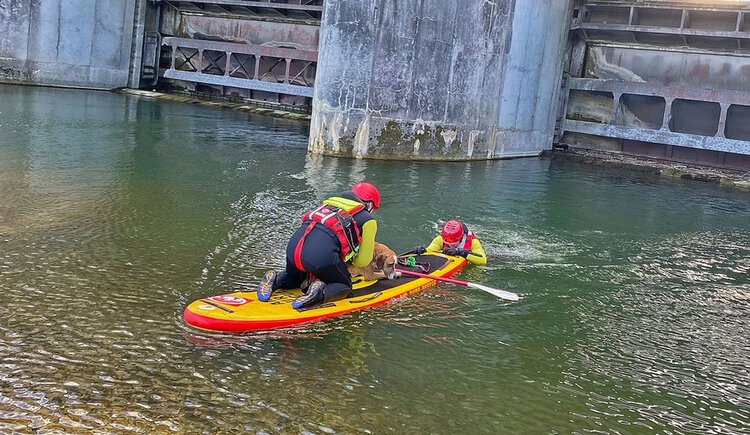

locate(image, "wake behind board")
[[183, 253, 466, 333]]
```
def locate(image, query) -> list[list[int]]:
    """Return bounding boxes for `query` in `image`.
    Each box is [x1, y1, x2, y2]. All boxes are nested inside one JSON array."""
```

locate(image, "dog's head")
[[373, 243, 399, 280]]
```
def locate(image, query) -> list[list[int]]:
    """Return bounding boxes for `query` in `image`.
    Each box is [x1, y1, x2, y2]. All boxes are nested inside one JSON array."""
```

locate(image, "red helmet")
[[351, 182, 380, 210], [441, 219, 464, 244]]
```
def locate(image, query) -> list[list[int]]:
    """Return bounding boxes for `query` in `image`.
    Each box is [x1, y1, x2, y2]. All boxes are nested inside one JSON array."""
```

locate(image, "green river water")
[[0, 85, 748, 434]]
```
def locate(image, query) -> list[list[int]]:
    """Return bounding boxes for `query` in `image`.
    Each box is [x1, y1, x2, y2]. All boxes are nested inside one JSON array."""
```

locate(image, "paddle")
[[397, 269, 521, 301]]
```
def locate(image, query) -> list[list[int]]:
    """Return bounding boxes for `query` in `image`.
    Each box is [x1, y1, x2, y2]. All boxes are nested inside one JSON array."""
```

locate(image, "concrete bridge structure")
[[1, 0, 749, 169]]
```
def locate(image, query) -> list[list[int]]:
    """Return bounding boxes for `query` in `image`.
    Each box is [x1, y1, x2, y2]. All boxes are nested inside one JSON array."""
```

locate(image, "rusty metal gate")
[[142, 0, 321, 109], [559, 1, 750, 169]]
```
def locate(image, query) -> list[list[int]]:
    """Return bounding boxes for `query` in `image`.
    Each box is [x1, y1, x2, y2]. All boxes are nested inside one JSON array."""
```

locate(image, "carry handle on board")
[[397, 269, 521, 302]]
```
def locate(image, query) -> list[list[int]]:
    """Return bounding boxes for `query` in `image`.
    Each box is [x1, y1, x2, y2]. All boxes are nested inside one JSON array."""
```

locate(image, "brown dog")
[[347, 242, 401, 281]]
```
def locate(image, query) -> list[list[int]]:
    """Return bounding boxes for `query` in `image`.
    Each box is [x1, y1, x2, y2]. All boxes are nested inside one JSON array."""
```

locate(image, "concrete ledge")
[[554, 148, 750, 191], [0, 58, 129, 90], [114, 88, 311, 122]]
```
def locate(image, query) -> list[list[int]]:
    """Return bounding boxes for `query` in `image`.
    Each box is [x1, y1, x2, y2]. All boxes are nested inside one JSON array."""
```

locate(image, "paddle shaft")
[[399, 269, 472, 286], [397, 269, 520, 301]]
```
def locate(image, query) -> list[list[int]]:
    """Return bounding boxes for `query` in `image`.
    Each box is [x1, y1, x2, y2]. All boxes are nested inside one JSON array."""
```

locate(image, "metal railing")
[[161, 36, 316, 97]]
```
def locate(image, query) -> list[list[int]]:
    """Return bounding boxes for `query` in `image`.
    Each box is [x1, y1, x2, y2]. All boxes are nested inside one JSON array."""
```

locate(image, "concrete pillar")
[[128, 0, 150, 89], [310, 0, 574, 160]]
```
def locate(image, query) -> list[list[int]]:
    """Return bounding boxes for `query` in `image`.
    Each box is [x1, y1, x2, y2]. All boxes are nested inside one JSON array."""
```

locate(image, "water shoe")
[[256, 271, 278, 302], [291, 280, 325, 309]]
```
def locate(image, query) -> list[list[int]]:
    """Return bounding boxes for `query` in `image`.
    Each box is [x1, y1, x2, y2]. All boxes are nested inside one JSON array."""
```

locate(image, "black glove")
[[413, 245, 426, 255], [444, 248, 470, 257], [443, 247, 458, 256]]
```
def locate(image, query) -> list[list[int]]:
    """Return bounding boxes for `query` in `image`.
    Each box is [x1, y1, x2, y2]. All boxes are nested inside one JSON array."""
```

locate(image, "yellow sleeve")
[[351, 219, 377, 267], [425, 235, 443, 252], [466, 238, 487, 266]]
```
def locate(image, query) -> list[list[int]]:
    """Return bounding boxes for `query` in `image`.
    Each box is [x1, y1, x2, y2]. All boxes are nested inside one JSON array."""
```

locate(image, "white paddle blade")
[[468, 283, 520, 301]]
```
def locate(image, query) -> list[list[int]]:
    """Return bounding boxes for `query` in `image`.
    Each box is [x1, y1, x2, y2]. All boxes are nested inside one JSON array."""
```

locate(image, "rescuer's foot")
[[256, 271, 278, 302], [291, 280, 325, 309]]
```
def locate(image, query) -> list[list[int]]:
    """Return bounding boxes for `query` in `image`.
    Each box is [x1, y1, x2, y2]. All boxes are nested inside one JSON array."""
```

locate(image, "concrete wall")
[[0, 0, 137, 89], [309, 0, 573, 160]]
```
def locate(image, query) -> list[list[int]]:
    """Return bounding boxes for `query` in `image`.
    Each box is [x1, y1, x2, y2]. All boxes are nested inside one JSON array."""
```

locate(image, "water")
[[0, 85, 748, 434]]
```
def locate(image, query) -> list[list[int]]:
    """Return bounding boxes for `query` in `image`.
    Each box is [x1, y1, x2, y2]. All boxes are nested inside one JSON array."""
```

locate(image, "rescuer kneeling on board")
[[412, 219, 487, 266], [256, 182, 381, 309]]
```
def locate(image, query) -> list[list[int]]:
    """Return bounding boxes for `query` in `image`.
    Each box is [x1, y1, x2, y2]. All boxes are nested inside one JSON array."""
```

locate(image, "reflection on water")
[[0, 85, 748, 433]]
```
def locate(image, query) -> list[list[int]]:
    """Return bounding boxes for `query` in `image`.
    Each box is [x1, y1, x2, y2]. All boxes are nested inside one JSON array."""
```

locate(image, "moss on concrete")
[[376, 120, 406, 148]]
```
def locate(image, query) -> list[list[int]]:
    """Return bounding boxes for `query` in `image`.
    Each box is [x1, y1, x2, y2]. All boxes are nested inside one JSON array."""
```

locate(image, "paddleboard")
[[183, 253, 466, 332]]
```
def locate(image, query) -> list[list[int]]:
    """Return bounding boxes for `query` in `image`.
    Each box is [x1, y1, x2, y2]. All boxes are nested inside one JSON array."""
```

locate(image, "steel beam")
[[569, 78, 750, 106], [162, 37, 317, 61], [574, 3, 750, 50], [576, 22, 750, 42], [576, 23, 750, 41], [161, 37, 315, 97], [563, 119, 749, 154], [163, 69, 314, 96], [163, 0, 323, 13], [565, 78, 750, 153]]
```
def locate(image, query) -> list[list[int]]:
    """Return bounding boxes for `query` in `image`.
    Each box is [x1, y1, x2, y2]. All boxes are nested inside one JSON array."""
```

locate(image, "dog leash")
[[397, 256, 430, 273]]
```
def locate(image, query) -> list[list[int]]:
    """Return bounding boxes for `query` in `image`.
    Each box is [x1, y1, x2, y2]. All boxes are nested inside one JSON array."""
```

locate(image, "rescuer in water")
[[412, 219, 487, 266]]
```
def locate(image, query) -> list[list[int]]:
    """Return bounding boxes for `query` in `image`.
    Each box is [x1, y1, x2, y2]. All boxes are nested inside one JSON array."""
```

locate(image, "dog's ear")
[[374, 253, 387, 270]]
